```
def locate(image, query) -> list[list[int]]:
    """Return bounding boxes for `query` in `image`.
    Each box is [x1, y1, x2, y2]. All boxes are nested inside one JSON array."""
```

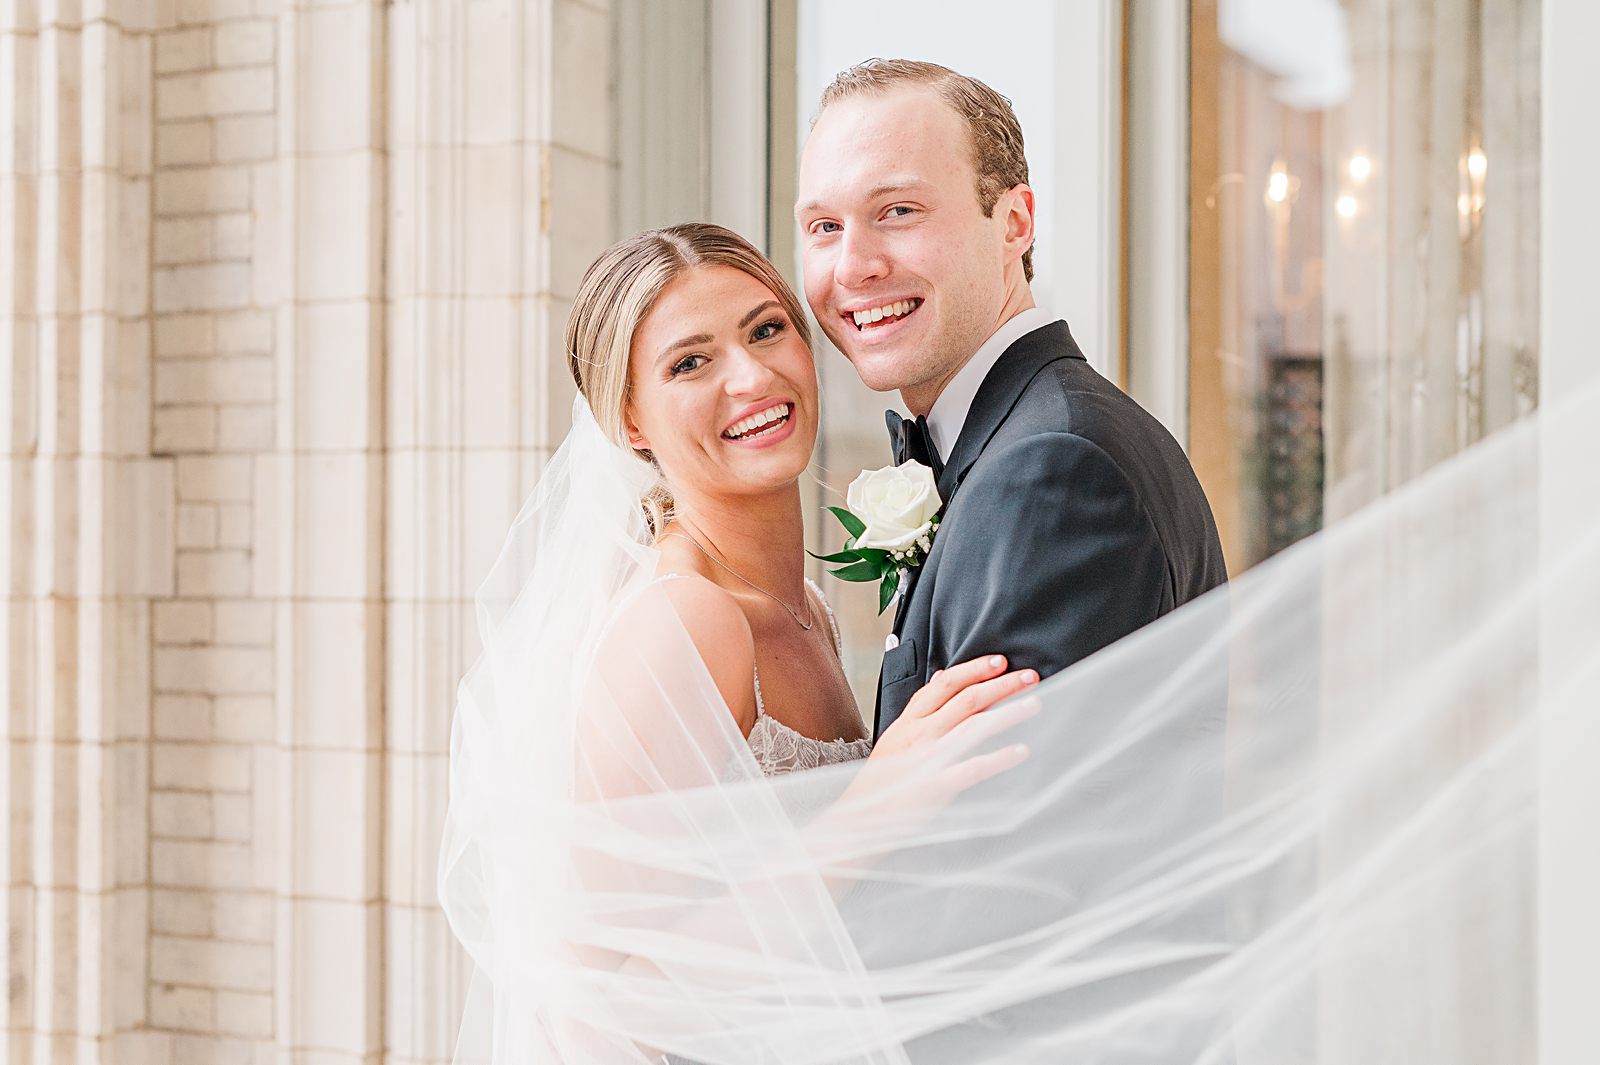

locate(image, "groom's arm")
[[931, 431, 1169, 681]]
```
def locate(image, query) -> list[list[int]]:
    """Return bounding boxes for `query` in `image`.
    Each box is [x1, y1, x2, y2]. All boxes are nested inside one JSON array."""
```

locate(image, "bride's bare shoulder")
[[620, 568, 758, 733]]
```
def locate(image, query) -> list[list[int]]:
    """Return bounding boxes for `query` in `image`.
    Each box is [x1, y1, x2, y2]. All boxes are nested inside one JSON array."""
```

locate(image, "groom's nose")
[[834, 228, 890, 289]]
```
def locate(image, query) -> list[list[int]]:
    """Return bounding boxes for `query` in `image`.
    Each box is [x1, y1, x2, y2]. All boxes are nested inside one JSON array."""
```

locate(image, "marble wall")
[[2, 0, 617, 1061]]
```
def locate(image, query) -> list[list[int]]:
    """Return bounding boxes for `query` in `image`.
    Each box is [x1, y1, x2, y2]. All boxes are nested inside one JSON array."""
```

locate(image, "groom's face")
[[797, 87, 1014, 412]]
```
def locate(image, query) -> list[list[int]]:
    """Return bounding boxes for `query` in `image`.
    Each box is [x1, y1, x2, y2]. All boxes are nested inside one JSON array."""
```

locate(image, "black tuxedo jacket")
[[875, 321, 1228, 735]]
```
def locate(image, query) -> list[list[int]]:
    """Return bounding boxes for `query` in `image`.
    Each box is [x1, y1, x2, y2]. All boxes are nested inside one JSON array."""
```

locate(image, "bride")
[[440, 224, 1596, 1063]]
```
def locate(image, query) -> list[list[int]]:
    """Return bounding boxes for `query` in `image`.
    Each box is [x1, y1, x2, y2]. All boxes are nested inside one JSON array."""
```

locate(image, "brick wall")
[[146, 3, 280, 1054]]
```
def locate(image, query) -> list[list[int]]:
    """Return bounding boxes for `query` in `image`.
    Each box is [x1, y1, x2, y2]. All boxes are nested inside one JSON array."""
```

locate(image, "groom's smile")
[[846, 297, 924, 331]]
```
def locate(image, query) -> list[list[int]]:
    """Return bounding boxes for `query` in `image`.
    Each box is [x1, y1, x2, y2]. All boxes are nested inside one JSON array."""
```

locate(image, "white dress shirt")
[[924, 307, 1062, 463]]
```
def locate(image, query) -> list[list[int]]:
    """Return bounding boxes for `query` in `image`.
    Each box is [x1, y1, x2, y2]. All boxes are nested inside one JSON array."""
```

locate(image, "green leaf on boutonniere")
[[830, 559, 881, 583], [825, 506, 867, 540], [878, 566, 901, 614], [816, 501, 925, 614]]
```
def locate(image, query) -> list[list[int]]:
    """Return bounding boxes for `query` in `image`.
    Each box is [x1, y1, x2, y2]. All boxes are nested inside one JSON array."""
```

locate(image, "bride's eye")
[[751, 318, 787, 342], [670, 354, 707, 376]]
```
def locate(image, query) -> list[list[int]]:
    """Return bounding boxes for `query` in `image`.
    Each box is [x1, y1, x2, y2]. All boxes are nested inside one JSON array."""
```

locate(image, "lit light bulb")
[[1336, 195, 1358, 219], [1467, 149, 1487, 180], [1267, 170, 1290, 203], [1348, 154, 1372, 182], [1458, 193, 1472, 217]]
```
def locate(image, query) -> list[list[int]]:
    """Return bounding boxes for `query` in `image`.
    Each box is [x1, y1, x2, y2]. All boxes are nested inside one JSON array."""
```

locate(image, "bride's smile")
[[720, 400, 796, 445]]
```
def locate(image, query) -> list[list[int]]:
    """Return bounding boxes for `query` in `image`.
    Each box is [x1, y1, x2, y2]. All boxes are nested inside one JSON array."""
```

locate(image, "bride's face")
[[625, 265, 818, 500]]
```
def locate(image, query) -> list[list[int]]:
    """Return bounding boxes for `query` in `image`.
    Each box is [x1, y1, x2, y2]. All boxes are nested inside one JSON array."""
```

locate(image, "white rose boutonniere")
[[810, 461, 943, 613]]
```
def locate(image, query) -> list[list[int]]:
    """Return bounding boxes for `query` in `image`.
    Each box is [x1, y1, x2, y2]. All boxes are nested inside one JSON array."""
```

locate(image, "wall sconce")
[[1265, 159, 1299, 207]]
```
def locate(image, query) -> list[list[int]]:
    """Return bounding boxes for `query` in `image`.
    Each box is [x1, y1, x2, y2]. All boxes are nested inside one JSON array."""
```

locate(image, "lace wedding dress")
[[653, 573, 872, 776]]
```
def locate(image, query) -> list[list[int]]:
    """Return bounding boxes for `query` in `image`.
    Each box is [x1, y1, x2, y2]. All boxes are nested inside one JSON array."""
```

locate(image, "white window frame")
[[1538, 2, 1600, 1062], [1123, 0, 1191, 446]]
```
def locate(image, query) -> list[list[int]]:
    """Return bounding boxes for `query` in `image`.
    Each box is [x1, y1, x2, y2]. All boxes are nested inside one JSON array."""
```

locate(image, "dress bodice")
[[650, 573, 873, 776]]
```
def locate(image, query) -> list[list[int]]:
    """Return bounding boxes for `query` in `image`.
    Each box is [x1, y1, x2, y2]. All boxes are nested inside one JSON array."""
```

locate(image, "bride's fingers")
[[936, 742, 1032, 796], [927, 668, 1039, 732], [935, 694, 1042, 758], [904, 654, 1009, 718]]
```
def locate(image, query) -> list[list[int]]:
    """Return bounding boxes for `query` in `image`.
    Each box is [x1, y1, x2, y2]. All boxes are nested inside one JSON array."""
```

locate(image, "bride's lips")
[[720, 400, 799, 449]]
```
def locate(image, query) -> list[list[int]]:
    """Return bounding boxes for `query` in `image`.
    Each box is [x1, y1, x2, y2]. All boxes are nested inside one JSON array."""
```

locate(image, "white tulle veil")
[[439, 385, 1599, 1064]]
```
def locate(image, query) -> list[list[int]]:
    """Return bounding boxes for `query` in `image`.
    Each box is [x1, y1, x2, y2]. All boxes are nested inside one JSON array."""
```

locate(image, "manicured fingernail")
[[988, 655, 1005, 668], [931, 669, 943, 682], [1021, 670, 1039, 685]]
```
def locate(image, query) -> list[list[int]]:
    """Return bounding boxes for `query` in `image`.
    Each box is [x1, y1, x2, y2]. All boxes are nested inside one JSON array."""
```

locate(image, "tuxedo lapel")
[[891, 323, 1084, 636], [880, 321, 1087, 726], [934, 320, 1086, 504]]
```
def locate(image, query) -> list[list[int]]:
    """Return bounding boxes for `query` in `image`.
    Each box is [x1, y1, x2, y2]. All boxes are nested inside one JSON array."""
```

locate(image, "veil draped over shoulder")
[[438, 388, 1599, 1064]]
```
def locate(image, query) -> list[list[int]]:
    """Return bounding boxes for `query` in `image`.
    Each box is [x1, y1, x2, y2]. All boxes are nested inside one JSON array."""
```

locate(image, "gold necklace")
[[661, 532, 814, 631]]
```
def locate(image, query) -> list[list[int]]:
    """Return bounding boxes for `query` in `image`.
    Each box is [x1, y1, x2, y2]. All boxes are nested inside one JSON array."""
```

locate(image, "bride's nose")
[[722, 346, 779, 396]]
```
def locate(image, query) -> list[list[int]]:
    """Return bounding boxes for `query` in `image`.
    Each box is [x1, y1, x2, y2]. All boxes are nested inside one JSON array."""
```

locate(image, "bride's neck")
[[667, 485, 805, 595]]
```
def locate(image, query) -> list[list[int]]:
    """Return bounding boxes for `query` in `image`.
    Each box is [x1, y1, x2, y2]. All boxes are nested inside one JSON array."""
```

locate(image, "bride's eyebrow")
[[657, 301, 784, 364], [658, 333, 712, 363], [739, 301, 781, 328]]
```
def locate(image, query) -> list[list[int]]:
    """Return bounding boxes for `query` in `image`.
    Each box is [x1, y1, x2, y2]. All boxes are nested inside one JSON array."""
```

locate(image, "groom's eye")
[[884, 205, 915, 219], [809, 220, 841, 236]]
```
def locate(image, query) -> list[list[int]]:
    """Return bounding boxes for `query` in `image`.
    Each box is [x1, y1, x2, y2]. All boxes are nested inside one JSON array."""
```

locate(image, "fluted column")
[[383, 1, 615, 1061], [249, 0, 388, 1060], [1, 1, 169, 1062]]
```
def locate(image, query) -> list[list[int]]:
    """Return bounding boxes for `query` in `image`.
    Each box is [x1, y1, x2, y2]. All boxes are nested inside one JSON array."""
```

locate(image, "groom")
[[796, 60, 1227, 736]]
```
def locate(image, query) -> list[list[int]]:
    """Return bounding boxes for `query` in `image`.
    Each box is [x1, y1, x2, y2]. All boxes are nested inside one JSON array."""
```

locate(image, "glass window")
[[1188, 0, 1541, 572]]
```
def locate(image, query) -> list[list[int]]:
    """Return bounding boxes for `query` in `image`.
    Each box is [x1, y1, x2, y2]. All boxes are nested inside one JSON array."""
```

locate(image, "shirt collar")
[[924, 306, 1061, 461]]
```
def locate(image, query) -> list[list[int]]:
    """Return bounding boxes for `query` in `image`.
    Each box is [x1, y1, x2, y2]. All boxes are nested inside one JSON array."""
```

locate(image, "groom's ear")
[[1000, 183, 1036, 263]]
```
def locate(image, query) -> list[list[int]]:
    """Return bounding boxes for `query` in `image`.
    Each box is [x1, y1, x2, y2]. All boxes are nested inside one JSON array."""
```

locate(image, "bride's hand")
[[859, 655, 1040, 804], [872, 655, 1039, 761], [813, 657, 1039, 865]]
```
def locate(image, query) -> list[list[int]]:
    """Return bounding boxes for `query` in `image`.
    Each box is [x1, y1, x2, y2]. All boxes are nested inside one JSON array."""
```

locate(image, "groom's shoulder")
[[1004, 355, 1169, 452], [966, 355, 1198, 510], [961, 427, 1136, 503]]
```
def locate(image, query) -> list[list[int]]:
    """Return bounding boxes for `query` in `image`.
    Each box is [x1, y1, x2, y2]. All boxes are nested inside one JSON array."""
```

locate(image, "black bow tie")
[[886, 411, 944, 480]]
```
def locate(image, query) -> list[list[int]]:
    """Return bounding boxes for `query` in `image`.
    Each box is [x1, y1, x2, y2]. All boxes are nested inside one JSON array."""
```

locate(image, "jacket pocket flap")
[[881, 637, 921, 687]]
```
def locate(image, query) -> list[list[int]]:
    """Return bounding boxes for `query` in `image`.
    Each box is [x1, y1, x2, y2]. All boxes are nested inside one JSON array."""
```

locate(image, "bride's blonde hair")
[[565, 223, 813, 534]]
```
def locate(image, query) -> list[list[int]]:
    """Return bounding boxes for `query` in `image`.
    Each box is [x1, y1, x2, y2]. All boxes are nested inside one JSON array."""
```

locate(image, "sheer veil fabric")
[[439, 389, 1599, 1063]]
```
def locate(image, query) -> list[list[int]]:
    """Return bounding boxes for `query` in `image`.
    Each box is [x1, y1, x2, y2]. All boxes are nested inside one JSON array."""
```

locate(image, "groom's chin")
[[844, 352, 916, 395], [825, 336, 897, 390]]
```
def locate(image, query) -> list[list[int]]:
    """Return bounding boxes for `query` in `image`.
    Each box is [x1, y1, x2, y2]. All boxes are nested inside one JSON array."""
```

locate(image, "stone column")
[[1, 2, 169, 1062], [250, 0, 388, 1061], [382, 2, 615, 1063]]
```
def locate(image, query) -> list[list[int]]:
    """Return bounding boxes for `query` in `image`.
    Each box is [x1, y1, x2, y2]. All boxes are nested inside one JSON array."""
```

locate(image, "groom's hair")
[[816, 59, 1034, 281]]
